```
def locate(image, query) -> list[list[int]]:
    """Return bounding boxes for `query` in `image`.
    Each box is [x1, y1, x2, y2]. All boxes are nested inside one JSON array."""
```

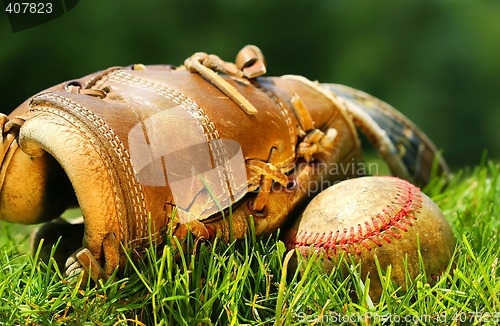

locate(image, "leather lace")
[[0, 114, 24, 192], [183, 45, 267, 115]]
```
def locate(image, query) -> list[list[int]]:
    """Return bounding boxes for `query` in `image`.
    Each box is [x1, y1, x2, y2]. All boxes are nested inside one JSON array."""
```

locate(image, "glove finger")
[[30, 217, 84, 272]]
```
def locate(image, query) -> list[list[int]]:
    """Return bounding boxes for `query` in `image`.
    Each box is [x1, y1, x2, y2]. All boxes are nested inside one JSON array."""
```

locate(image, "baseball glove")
[[0, 45, 447, 282]]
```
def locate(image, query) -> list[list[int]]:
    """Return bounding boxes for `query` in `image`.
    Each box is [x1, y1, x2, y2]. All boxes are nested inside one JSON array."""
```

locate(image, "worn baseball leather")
[[1, 46, 364, 280], [285, 176, 456, 300]]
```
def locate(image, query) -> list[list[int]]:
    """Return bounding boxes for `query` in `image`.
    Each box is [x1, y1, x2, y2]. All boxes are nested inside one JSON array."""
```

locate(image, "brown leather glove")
[[0, 45, 446, 282]]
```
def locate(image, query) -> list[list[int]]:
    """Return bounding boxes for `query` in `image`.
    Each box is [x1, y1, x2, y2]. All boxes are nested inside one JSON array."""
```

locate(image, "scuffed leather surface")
[[3, 64, 362, 274]]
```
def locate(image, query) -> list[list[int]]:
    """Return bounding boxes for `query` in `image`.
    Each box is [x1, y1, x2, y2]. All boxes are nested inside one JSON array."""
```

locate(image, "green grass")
[[1, 160, 499, 325]]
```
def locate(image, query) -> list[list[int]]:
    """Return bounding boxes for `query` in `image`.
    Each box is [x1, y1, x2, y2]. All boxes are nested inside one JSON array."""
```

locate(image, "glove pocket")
[[16, 97, 131, 275], [0, 115, 75, 224]]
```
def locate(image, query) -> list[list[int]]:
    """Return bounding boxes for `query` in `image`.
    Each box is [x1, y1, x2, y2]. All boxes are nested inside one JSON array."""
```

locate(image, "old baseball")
[[285, 176, 456, 300]]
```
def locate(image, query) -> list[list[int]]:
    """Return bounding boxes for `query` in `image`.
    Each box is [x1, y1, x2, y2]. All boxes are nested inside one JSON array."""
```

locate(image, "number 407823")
[[5, 2, 53, 14]]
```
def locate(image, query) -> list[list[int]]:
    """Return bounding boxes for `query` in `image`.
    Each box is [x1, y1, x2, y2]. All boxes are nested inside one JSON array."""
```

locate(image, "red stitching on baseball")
[[291, 177, 424, 257]]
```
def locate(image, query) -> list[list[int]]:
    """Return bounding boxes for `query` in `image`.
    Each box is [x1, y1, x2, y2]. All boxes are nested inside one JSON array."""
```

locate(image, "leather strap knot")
[[247, 147, 289, 212], [183, 45, 268, 115]]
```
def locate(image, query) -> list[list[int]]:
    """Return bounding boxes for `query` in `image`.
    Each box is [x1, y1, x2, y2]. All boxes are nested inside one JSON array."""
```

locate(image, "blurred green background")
[[1, 0, 499, 168]]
